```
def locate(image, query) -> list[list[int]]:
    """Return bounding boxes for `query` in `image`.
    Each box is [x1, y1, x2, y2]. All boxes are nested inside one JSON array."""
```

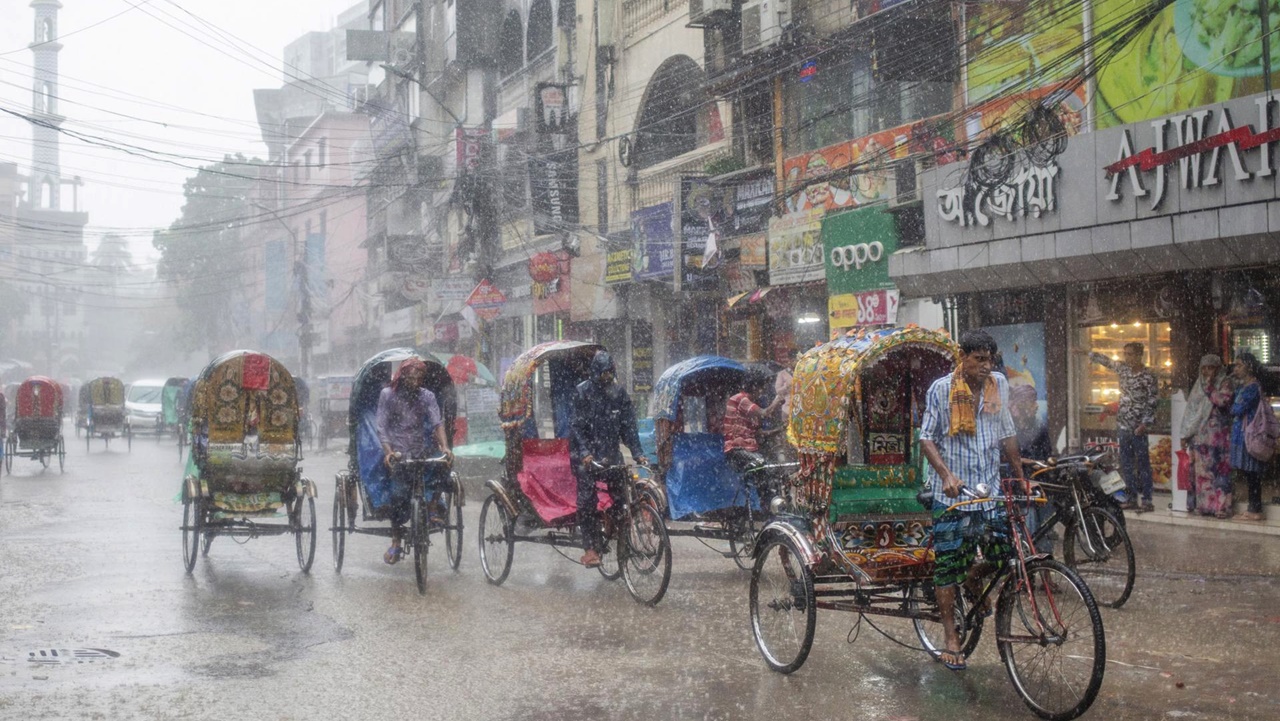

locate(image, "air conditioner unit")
[[888, 159, 923, 208], [741, 0, 790, 55], [688, 0, 734, 27]]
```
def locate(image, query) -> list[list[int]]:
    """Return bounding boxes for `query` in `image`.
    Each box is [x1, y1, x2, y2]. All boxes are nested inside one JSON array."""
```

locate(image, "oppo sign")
[[829, 241, 884, 271]]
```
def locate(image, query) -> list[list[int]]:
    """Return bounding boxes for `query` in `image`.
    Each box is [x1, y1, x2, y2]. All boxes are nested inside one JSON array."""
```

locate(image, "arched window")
[[526, 0, 553, 61], [41, 18, 54, 43], [39, 82, 53, 114], [634, 56, 708, 169], [499, 10, 524, 77]]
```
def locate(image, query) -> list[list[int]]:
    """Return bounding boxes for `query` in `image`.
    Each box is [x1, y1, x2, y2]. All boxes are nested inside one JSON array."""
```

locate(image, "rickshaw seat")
[[517, 438, 609, 524], [201, 443, 298, 513], [15, 417, 59, 441], [665, 433, 749, 520]]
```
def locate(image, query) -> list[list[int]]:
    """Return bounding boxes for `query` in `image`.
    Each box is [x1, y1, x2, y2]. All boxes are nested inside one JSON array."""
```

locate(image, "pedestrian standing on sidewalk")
[[1229, 352, 1269, 522], [1180, 354, 1235, 518], [1084, 343, 1159, 513]]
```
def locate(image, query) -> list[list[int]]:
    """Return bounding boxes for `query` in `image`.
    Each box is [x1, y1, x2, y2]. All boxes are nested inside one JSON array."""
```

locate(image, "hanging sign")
[[465, 279, 507, 321]]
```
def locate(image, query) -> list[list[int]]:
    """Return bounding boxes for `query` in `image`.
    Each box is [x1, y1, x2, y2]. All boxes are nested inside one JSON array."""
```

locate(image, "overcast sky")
[[0, 0, 364, 263]]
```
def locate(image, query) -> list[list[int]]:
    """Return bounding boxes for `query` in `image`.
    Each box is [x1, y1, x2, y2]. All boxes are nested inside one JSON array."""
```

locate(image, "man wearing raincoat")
[[570, 351, 648, 567]]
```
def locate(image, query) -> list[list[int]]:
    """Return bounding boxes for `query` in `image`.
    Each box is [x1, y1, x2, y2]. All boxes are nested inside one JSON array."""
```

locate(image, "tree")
[[154, 155, 263, 354]]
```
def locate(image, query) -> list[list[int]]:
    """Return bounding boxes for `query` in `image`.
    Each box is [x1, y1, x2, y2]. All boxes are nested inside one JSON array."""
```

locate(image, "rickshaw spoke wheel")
[[478, 494, 514, 585], [182, 492, 202, 574], [997, 559, 1105, 721], [411, 496, 429, 595], [622, 502, 672, 606], [750, 535, 816, 674], [1063, 507, 1134, 609], [294, 493, 317, 574], [332, 480, 347, 573], [444, 473, 464, 571], [57, 438, 64, 473], [905, 582, 983, 661]]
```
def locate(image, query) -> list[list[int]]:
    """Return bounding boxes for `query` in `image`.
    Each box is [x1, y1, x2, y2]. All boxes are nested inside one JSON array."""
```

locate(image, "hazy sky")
[[0, 0, 364, 262]]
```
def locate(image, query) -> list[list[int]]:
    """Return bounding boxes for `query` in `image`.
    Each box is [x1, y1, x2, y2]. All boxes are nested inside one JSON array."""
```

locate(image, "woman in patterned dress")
[[1180, 355, 1235, 518]]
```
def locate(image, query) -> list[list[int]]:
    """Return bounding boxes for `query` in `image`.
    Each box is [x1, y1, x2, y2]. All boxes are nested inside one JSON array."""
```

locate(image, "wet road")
[[2, 426, 1279, 720]]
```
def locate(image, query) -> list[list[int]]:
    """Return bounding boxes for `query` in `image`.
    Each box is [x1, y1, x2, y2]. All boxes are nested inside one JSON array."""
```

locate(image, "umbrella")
[[431, 353, 496, 386]]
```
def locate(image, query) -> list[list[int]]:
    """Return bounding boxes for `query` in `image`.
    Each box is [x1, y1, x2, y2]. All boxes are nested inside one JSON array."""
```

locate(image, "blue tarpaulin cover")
[[651, 356, 746, 422], [666, 433, 756, 519]]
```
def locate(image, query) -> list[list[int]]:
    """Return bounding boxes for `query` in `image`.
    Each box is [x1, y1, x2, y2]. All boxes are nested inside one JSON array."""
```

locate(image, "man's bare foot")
[[939, 648, 966, 671]]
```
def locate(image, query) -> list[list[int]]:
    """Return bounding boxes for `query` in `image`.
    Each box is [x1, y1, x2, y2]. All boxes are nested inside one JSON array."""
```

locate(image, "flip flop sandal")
[[384, 546, 405, 565], [939, 652, 967, 671]]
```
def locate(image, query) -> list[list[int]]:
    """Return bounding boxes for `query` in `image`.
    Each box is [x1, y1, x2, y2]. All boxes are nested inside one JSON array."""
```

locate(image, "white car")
[[125, 379, 167, 433]]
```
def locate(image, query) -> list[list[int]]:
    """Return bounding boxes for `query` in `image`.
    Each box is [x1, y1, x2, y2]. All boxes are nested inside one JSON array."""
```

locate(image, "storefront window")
[[1077, 321, 1173, 435]]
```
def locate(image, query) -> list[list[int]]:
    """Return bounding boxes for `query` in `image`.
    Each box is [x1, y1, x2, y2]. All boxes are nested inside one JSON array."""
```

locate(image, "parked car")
[[125, 379, 167, 434]]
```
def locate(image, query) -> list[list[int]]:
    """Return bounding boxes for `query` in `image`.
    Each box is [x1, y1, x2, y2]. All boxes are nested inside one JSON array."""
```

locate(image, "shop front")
[[896, 89, 1280, 512]]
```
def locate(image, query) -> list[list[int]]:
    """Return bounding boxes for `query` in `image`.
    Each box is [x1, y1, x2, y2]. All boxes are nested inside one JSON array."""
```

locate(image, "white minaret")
[[29, 0, 64, 210]]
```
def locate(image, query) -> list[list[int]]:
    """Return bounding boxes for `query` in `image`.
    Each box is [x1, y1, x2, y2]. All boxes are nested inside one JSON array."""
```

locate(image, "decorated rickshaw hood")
[[787, 326, 958, 455], [499, 340, 603, 427], [86, 376, 126, 407], [651, 356, 747, 422], [189, 350, 299, 445], [345, 348, 457, 471]]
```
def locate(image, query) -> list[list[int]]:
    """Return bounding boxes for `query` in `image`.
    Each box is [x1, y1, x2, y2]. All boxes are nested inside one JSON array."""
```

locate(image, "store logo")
[[829, 241, 884, 271]]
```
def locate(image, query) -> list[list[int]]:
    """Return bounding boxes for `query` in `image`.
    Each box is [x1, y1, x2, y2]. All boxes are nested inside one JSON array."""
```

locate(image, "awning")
[[726, 286, 777, 309]]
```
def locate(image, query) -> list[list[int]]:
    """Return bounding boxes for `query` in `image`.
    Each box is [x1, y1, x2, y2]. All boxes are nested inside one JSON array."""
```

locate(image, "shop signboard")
[[465, 279, 507, 321], [531, 252, 571, 315], [455, 127, 488, 172], [768, 209, 824, 286], [630, 202, 676, 281], [822, 207, 899, 295], [985, 322, 1049, 451], [605, 247, 634, 284], [828, 289, 900, 329], [463, 386, 503, 444], [732, 176, 773, 236], [530, 147, 579, 235], [632, 321, 653, 393], [681, 177, 725, 288], [738, 232, 767, 268]]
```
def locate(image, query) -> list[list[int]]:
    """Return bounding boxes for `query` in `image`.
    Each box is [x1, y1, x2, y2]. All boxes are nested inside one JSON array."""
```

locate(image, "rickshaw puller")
[[376, 357, 453, 565], [570, 351, 648, 568], [723, 372, 784, 474], [919, 329, 1029, 672]]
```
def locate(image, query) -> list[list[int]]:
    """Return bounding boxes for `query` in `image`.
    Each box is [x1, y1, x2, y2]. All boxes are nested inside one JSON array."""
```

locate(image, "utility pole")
[[252, 202, 311, 378]]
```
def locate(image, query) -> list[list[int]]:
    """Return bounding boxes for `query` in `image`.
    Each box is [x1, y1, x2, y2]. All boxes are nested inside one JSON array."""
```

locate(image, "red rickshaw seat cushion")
[[516, 438, 609, 524]]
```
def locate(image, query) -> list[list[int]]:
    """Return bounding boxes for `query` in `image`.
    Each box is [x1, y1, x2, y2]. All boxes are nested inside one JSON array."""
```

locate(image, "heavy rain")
[[1, 0, 1280, 719]]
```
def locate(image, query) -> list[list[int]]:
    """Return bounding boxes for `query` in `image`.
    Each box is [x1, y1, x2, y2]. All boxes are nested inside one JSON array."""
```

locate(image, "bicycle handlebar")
[[389, 453, 451, 468]]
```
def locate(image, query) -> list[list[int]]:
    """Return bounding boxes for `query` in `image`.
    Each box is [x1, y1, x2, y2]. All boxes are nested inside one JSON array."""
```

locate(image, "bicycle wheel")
[[750, 535, 817, 674], [182, 490, 202, 574], [597, 511, 623, 581], [906, 581, 984, 661], [444, 474, 464, 571], [996, 559, 1105, 721], [622, 501, 672, 606], [410, 496, 429, 595], [478, 494, 514, 585], [294, 493, 317, 573], [332, 481, 347, 573], [57, 438, 64, 472], [1063, 507, 1134, 609]]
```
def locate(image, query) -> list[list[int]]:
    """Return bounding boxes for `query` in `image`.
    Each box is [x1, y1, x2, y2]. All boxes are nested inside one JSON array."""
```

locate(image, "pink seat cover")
[[517, 438, 611, 524]]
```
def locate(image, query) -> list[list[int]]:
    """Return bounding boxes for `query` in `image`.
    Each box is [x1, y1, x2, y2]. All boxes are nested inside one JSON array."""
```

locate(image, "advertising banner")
[[605, 247, 634, 284], [632, 321, 654, 394], [738, 232, 767, 268], [822, 207, 899, 295], [828, 289, 900, 329], [530, 147, 579, 235], [767, 209, 824, 286], [985, 322, 1049, 458], [630, 202, 676, 281], [465, 280, 507, 321]]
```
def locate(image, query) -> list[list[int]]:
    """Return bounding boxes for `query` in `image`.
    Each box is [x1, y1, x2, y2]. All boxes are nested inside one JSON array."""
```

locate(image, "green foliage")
[[154, 155, 263, 353]]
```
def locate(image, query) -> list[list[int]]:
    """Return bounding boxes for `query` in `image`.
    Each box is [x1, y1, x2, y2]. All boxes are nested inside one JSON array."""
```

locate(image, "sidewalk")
[[1127, 492, 1280, 537]]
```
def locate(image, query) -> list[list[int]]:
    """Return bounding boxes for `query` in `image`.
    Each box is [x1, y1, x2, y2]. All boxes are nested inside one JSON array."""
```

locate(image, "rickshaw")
[[161, 377, 188, 439], [83, 376, 131, 452], [0, 390, 6, 473], [5, 376, 66, 473], [180, 350, 317, 574], [747, 327, 1105, 721], [331, 349, 463, 595], [315, 374, 354, 450], [644, 356, 797, 570], [477, 341, 672, 606], [75, 384, 90, 438]]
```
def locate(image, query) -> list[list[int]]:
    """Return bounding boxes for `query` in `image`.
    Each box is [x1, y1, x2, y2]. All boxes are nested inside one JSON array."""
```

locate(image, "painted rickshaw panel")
[[162, 377, 188, 426], [498, 340, 603, 428], [188, 351, 300, 515], [85, 376, 128, 434], [785, 327, 958, 583]]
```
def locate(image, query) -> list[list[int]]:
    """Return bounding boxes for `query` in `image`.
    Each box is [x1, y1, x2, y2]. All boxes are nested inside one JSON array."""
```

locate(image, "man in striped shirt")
[[723, 376, 784, 473], [920, 329, 1027, 671]]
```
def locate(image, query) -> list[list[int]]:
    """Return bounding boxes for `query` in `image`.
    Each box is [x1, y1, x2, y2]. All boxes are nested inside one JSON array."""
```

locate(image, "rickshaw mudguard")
[[485, 478, 518, 517], [754, 517, 823, 567], [295, 477, 317, 499], [451, 471, 465, 507], [635, 476, 667, 515]]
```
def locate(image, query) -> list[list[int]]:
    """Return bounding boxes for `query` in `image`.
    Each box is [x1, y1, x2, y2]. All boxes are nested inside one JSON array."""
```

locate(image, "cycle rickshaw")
[[293, 376, 313, 449], [5, 376, 66, 473], [83, 376, 131, 452], [747, 326, 1105, 720], [644, 355, 796, 569], [75, 383, 89, 438], [477, 341, 672, 606], [331, 349, 463, 595], [180, 350, 317, 574], [161, 377, 189, 439]]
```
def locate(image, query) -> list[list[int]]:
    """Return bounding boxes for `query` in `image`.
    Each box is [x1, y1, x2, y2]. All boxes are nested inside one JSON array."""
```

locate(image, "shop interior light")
[[797, 314, 821, 324], [1133, 321, 1142, 327], [1110, 323, 1119, 328], [1112, 355, 1120, 360], [1164, 359, 1172, 367]]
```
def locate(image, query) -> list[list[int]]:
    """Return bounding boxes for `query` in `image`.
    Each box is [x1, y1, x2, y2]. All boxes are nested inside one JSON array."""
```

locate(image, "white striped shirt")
[[920, 372, 1015, 512]]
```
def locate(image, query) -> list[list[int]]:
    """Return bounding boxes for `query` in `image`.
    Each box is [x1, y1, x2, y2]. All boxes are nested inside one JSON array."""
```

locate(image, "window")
[[304, 150, 313, 169], [41, 179, 55, 209], [37, 82, 53, 114], [39, 18, 54, 43], [317, 138, 327, 168], [371, 0, 386, 31], [634, 56, 708, 169], [786, 53, 873, 155], [527, 0, 553, 61]]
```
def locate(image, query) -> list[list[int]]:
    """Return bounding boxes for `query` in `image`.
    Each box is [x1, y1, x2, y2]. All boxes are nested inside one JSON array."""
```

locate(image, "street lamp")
[[251, 202, 312, 378]]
